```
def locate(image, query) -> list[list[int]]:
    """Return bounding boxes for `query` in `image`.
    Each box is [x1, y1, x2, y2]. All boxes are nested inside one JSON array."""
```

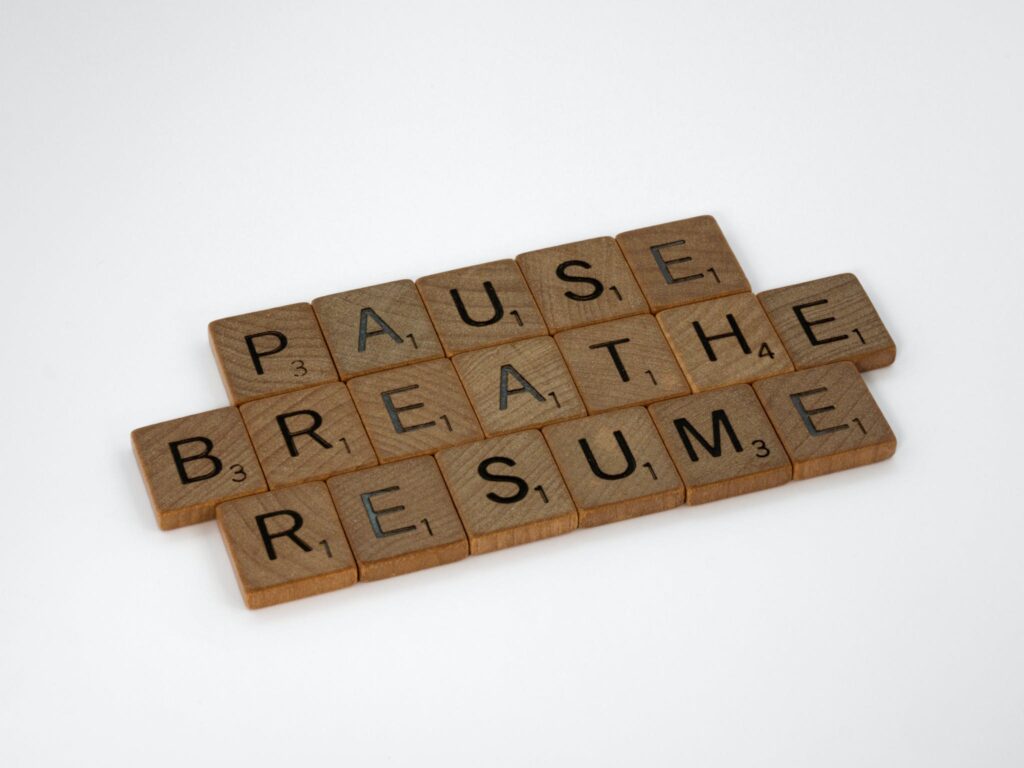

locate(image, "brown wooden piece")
[[657, 292, 794, 392], [416, 259, 547, 355], [615, 215, 750, 311], [554, 314, 690, 413], [209, 303, 338, 404], [516, 237, 649, 332], [452, 336, 585, 436], [217, 481, 357, 608], [753, 362, 897, 480], [758, 273, 896, 371], [312, 280, 444, 380], [542, 407, 685, 527], [326, 456, 469, 580], [239, 382, 377, 489], [347, 358, 483, 462], [648, 386, 791, 504], [132, 407, 267, 530], [435, 430, 577, 554]]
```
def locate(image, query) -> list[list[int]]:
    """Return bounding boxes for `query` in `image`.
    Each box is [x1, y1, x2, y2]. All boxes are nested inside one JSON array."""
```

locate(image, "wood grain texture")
[[326, 456, 469, 581], [435, 430, 577, 554], [657, 292, 794, 392], [648, 386, 791, 504], [758, 273, 896, 371], [312, 280, 444, 380], [347, 358, 483, 462], [217, 482, 357, 609], [209, 303, 338, 404], [131, 407, 267, 530], [753, 362, 896, 480], [516, 236, 649, 332], [542, 407, 685, 528], [554, 314, 690, 413], [452, 336, 585, 436], [416, 259, 547, 355], [615, 215, 750, 311], [239, 382, 377, 489]]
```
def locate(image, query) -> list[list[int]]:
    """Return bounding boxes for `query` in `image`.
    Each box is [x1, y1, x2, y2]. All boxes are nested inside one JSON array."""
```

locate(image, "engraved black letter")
[[255, 510, 312, 560], [478, 456, 530, 504], [499, 365, 546, 410], [790, 387, 848, 436], [361, 487, 417, 538], [579, 430, 637, 480], [359, 307, 404, 351], [276, 409, 331, 457], [168, 437, 222, 484], [589, 338, 632, 382], [450, 281, 504, 327], [650, 240, 703, 285], [244, 331, 288, 375], [556, 259, 604, 302], [672, 409, 743, 462], [792, 300, 849, 346], [692, 314, 751, 361], [381, 385, 436, 433]]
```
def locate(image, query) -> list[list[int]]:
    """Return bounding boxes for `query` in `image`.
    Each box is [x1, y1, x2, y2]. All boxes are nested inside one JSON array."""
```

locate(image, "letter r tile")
[[347, 358, 483, 462], [217, 481, 358, 609], [753, 362, 897, 480], [327, 456, 469, 580], [209, 303, 338, 404], [131, 407, 267, 530], [542, 408, 685, 528]]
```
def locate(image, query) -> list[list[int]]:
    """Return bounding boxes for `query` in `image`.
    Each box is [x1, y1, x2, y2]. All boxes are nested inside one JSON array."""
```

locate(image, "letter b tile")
[[217, 481, 358, 608]]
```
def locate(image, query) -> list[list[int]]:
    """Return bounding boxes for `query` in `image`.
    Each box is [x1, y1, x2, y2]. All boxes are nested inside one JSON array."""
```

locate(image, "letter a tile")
[[753, 362, 897, 480], [327, 456, 469, 580], [132, 407, 267, 530], [758, 273, 896, 371], [347, 358, 483, 462], [649, 386, 791, 504], [542, 408, 685, 528], [436, 431, 577, 554], [312, 280, 444, 380], [217, 481, 358, 608], [209, 303, 338, 404], [416, 260, 547, 355], [615, 216, 750, 311], [239, 382, 378, 489]]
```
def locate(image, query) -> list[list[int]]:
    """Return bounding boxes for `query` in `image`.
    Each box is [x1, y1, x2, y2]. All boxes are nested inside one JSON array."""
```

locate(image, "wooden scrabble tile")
[[452, 336, 586, 436], [657, 292, 794, 392], [416, 259, 547, 355], [209, 303, 338, 404], [311, 280, 444, 380], [436, 431, 577, 554], [615, 215, 750, 311], [648, 386, 791, 504], [554, 314, 690, 413], [347, 358, 483, 462], [542, 408, 685, 528], [132, 407, 267, 530], [239, 382, 377, 489], [753, 362, 896, 480], [217, 481, 357, 608], [515, 237, 649, 332], [758, 273, 896, 371], [326, 456, 469, 580]]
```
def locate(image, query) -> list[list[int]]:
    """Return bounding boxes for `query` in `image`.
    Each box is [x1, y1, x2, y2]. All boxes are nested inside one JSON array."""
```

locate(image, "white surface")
[[2, 1, 1022, 765]]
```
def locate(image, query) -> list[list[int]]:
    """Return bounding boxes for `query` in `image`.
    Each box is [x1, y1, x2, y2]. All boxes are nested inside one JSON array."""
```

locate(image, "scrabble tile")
[[648, 386, 791, 504], [239, 382, 377, 489], [516, 237, 649, 332], [753, 362, 896, 480], [758, 273, 896, 371], [347, 358, 483, 462], [436, 431, 577, 554], [209, 303, 338, 404], [312, 280, 444, 380], [132, 407, 267, 530], [657, 293, 794, 392], [452, 336, 586, 436], [327, 456, 469, 580], [416, 259, 547, 355], [542, 407, 685, 527], [217, 482, 357, 608], [615, 215, 750, 311], [554, 314, 690, 413]]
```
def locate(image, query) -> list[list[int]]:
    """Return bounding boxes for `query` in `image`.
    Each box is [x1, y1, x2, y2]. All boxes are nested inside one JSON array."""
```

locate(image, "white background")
[[2, 1, 1022, 765]]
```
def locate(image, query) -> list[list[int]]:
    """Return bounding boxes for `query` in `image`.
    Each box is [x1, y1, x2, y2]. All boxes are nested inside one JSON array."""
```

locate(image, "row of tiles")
[[207, 215, 896, 406], [216, 362, 896, 608], [134, 283, 893, 530]]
